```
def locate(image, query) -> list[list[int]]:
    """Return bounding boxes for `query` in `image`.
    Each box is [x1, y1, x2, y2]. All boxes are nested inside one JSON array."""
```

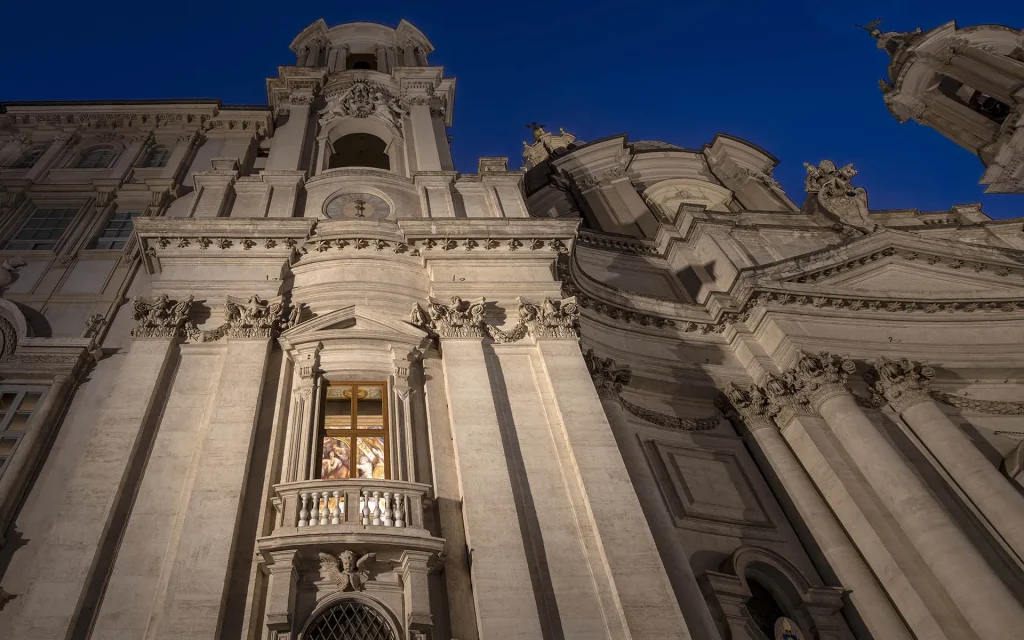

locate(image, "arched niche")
[[329, 133, 390, 170], [317, 115, 407, 177], [642, 178, 735, 219], [299, 592, 402, 640]]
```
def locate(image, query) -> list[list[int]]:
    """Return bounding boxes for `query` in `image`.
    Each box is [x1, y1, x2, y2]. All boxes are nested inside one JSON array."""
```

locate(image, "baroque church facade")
[[0, 16, 1022, 640]]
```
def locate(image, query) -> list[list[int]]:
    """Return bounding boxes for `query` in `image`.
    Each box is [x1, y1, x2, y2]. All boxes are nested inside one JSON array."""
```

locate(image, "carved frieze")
[[130, 294, 194, 339], [930, 391, 1024, 416]]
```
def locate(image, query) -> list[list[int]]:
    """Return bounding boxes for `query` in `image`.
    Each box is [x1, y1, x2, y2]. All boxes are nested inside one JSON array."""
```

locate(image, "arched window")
[[744, 578, 788, 638], [11, 146, 46, 169], [320, 382, 388, 480], [328, 133, 390, 170], [304, 600, 396, 640], [76, 147, 116, 169], [140, 146, 171, 168], [936, 75, 1011, 123], [346, 53, 377, 70]]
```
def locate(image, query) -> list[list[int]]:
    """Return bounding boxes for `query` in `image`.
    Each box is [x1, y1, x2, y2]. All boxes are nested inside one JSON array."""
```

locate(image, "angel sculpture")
[[319, 549, 376, 591]]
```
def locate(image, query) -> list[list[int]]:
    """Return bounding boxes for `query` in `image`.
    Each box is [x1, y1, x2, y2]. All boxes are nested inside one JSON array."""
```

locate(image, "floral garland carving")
[[584, 349, 719, 431], [930, 391, 1024, 416]]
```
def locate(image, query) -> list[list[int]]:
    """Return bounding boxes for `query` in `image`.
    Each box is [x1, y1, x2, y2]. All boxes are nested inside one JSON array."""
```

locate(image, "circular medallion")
[[774, 617, 806, 640], [324, 193, 390, 220]]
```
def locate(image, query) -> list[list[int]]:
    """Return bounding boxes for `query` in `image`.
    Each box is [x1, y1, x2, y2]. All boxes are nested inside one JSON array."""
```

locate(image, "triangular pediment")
[[800, 259, 1021, 297], [280, 305, 428, 349], [748, 230, 1024, 301]]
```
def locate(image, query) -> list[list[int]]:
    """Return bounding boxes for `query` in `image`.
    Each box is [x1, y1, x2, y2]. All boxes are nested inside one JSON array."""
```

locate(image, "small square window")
[[5, 208, 77, 250], [89, 211, 142, 250]]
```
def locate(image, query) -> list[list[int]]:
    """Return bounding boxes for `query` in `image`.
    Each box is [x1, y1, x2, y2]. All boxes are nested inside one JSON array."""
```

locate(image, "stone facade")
[[0, 16, 1023, 640]]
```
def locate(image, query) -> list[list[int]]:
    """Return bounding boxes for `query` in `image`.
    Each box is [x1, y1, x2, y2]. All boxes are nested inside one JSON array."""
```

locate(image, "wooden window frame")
[[318, 381, 389, 480]]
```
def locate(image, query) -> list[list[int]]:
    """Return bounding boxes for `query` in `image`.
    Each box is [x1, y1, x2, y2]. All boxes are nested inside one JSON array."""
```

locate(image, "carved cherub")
[[319, 549, 376, 591]]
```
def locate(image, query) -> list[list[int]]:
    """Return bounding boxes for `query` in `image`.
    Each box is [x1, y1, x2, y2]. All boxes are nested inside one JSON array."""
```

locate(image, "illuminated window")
[[6, 208, 77, 250], [320, 382, 388, 480], [0, 387, 44, 479]]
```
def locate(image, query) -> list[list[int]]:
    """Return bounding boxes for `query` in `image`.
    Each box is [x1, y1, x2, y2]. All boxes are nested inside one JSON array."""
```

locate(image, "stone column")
[[266, 96, 313, 172], [9, 295, 192, 640], [526, 299, 692, 640], [720, 383, 913, 640], [408, 101, 442, 171], [280, 346, 320, 483], [154, 327, 274, 639], [306, 39, 322, 67], [439, 333, 544, 639], [403, 42, 416, 66], [785, 351, 1024, 637], [868, 357, 1024, 563], [586, 352, 721, 640], [376, 45, 389, 73], [335, 44, 349, 71], [421, 350, 478, 640]]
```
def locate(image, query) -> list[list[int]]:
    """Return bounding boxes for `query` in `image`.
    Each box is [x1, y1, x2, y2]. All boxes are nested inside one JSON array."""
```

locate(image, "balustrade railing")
[[271, 479, 430, 534]]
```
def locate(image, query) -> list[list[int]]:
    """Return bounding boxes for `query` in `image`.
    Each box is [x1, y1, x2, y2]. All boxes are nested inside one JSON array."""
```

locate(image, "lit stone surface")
[[1, 16, 1024, 640]]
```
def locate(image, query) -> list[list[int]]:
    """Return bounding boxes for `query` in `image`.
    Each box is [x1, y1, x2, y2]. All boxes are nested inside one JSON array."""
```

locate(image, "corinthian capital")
[[410, 296, 487, 338], [130, 294, 194, 339], [787, 350, 856, 410], [222, 295, 287, 339], [518, 296, 579, 339], [865, 356, 934, 413], [717, 382, 776, 431], [583, 349, 631, 398]]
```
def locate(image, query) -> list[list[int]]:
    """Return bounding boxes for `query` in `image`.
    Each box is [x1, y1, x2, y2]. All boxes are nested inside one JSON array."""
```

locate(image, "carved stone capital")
[[785, 350, 857, 412], [130, 294, 194, 339], [410, 296, 487, 339], [718, 382, 776, 432], [865, 357, 934, 413], [518, 296, 579, 339], [583, 349, 631, 399]]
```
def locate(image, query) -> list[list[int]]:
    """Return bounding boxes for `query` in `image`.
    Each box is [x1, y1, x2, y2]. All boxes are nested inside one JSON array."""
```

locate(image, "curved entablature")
[[523, 131, 795, 237]]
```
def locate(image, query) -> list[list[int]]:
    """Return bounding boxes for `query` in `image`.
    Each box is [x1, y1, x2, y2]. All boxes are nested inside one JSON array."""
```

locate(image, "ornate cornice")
[[130, 294, 194, 339], [864, 357, 934, 413]]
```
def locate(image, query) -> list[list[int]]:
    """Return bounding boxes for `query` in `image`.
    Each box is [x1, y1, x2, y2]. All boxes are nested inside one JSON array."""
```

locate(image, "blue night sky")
[[2, 1, 1022, 218]]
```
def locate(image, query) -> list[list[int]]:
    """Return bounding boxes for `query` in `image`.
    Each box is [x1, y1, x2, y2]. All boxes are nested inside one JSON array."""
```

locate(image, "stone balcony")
[[259, 478, 443, 553]]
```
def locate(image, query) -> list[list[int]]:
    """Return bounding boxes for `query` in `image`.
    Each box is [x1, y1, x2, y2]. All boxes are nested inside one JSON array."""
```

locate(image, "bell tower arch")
[[872, 19, 1024, 193]]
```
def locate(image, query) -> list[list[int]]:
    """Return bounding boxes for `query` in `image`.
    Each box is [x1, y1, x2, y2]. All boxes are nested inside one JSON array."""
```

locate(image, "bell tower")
[[872, 19, 1024, 193], [266, 19, 456, 181]]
